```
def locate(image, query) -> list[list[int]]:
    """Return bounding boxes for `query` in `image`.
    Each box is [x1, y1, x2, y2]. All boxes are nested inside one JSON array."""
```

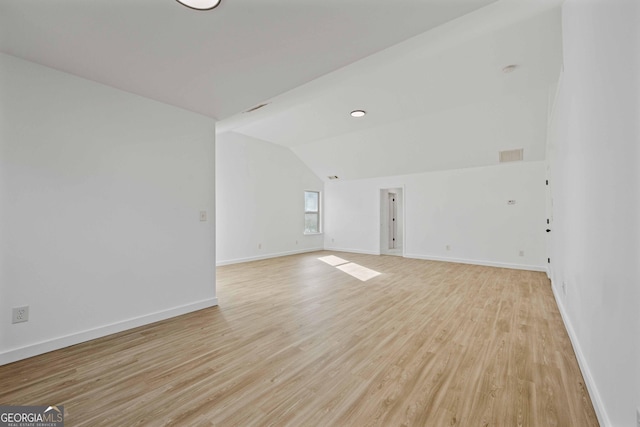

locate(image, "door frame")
[[379, 186, 405, 256]]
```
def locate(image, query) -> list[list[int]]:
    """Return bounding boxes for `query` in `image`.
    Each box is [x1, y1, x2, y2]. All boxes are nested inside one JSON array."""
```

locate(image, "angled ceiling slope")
[[221, 0, 563, 181], [0, 0, 496, 120]]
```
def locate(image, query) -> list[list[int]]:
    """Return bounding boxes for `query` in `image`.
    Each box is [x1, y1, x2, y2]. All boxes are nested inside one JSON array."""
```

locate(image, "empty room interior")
[[0, 0, 638, 426]]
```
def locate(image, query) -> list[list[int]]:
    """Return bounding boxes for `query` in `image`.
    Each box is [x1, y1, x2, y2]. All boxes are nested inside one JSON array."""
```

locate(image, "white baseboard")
[[404, 253, 546, 272], [323, 247, 380, 256], [0, 298, 218, 366], [216, 247, 323, 266], [551, 282, 610, 427]]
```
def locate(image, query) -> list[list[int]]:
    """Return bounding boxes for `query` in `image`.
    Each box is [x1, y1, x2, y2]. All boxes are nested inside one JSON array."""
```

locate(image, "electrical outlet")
[[446, 245, 451, 251], [258, 243, 262, 249], [199, 210, 207, 221], [12, 306, 29, 324], [519, 250, 524, 257]]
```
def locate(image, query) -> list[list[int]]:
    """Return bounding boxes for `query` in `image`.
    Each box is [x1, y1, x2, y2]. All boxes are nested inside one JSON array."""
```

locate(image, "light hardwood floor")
[[0, 252, 598, 426]]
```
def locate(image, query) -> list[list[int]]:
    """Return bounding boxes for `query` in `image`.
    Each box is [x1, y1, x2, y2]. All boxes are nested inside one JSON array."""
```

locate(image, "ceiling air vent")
[[244, 103, 269, 113], [328, 175, 339, 180], [499, 148, 524, 163]]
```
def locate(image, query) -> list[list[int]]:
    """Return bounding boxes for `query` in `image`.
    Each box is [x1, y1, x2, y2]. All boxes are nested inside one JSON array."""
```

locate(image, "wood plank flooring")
[[0, 252, 598, 426]]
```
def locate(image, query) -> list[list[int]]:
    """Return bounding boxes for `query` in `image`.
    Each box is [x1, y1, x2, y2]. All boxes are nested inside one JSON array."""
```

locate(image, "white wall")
[[216, 132, 323, 265], [548, 0, 640, 425], [325, 161, 546, 270], [0, 54, 217, 365]]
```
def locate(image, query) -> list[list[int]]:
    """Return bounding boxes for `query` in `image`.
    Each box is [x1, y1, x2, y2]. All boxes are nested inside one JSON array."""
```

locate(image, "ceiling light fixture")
[[176, 0, 221, 11], [502, 64, 517, 73], [350, 110, 366, 118]]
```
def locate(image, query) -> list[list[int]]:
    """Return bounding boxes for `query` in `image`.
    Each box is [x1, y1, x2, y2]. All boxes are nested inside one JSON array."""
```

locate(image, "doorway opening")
[[380, 188, 404, 256]]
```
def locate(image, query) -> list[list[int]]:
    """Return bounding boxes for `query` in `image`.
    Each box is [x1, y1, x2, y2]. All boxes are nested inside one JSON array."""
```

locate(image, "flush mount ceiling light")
[[350, 110, 366, 118], [176, 0, 221, 10], [502, 64, 518, 73]]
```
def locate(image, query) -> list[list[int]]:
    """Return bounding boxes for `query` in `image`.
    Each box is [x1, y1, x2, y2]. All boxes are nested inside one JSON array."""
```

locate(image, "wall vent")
[[499, 148, 524, 163], [328, 175, 339, 180]]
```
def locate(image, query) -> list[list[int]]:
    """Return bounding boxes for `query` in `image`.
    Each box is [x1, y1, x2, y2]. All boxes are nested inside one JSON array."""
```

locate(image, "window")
[[304, 191, 320, 234]]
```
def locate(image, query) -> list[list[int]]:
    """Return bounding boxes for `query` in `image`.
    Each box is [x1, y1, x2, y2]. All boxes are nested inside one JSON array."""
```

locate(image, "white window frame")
[[304, 190, 321, 234]]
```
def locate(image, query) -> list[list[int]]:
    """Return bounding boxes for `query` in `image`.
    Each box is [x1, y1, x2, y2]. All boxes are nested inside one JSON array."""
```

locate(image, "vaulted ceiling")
[[221, 1, 563, 180], [1, 0, 563, 181], [0, 0, 495, 120]]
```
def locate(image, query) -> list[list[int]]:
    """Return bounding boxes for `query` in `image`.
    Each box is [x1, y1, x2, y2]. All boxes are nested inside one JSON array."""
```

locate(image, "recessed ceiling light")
[[176, 0, 221, 10], [350, 110, 366, 118], [502, 64, 518, 73]]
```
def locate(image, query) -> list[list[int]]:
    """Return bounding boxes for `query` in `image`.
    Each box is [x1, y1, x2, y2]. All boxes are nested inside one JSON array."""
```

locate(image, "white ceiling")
[[0, 0, 496, 120], [1, 0, 563, 181], [222, 0, 563, 180]]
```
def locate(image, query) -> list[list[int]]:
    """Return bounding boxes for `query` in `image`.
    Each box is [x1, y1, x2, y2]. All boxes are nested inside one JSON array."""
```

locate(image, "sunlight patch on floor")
[[318, 255, 349, 266], [318, 255, 381, 281], [336, 262, 382, 281]]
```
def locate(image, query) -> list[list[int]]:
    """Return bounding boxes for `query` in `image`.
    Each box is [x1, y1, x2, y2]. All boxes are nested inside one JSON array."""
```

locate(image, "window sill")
[[303, 232, 323, 236]]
